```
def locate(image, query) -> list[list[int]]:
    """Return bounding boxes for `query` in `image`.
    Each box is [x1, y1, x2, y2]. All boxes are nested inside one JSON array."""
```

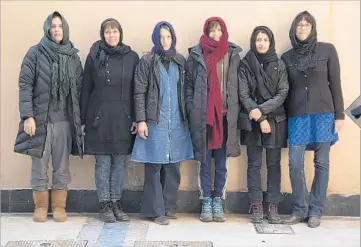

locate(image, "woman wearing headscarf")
[[80, 18, 139, 223], [281, 11, 344, 228], [14, 11, 83, 222], [185, 17, 242, 222], [131, 21, 193, 225], [238, 26, 289, 224]]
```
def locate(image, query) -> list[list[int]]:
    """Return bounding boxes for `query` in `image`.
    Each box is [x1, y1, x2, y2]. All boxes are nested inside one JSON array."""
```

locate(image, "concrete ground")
[[1, 213, 360, 247]]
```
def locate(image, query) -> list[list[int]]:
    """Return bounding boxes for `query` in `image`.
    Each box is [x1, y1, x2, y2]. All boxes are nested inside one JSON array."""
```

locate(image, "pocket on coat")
[[274, 114, 287, 123], [237, 113, 252, 131], [92, 106, 102, 129], [18, 120, 25, 133], [314, 58, 327, 72]]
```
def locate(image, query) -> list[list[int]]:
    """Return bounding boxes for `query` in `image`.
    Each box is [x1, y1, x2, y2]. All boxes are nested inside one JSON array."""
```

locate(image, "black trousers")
[[247, 146, 281, 204], [141, 163, 180, 217]]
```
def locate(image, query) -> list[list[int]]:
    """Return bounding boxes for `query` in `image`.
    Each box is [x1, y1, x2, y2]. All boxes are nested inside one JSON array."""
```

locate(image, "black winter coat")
[[14, 44, 83, 158], [185, 43, 242, 163], [238, 59, 289, 148], [81, 49, 139, 155], [133, 52, 187, 123], [281, 42, 345, 120]]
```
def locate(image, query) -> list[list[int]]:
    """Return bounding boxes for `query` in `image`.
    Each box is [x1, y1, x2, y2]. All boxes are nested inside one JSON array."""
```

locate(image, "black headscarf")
[[244, 26, 279, 99], [289, 11, 318, 72], [250, 26, 278, 65], [40, 11, 79, 108], [90, 18, 131, 68]]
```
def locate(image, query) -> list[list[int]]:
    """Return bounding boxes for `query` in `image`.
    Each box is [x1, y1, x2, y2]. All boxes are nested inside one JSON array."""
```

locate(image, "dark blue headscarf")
[[151, 21, 176, 57]]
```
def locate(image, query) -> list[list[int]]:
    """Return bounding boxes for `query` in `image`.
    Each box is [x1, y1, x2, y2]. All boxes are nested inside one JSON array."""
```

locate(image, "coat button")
[[107, 71, 110, 73], [107, 79, 110, 82], [305, 87, 308, 90], [304, 74, 307, 78], [96, 116, 99, 119]]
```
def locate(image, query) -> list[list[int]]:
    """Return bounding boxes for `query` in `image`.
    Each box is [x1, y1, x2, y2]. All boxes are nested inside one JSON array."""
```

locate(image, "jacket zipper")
[[40, 54, 52, 157], [121, 58, 124, 101]]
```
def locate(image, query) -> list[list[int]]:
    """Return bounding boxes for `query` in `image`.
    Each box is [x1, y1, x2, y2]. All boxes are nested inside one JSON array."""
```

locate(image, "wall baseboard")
[[1, 189, 359, 216]]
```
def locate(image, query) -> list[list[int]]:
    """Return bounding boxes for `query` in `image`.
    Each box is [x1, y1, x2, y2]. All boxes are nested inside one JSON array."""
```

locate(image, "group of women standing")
[[16, 10, 344, 229]]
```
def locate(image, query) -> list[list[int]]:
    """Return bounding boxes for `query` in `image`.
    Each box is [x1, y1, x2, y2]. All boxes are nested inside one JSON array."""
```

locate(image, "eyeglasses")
[[296, 24, 312, 30]]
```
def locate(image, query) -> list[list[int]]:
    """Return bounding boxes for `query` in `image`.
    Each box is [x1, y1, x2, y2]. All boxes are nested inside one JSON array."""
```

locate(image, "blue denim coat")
[[131, 58, 194, 164]]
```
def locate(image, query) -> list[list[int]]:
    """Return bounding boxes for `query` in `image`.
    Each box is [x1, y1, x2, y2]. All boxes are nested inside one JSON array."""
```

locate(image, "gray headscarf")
[[40, 11, 79, 108]]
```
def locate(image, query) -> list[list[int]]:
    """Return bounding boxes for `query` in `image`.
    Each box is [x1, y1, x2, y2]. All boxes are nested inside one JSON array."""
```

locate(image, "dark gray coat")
[[185, 43, 242, 163], [238, 59, 289, 148], [14, 44, 83, 158], [133, 52, 187, 123]]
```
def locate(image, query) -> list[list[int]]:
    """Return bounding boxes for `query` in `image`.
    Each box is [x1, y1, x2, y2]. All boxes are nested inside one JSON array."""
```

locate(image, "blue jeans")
[[289, 142, 330, 218], [95, 155, 127, 202], [197, 147, 228, 199]]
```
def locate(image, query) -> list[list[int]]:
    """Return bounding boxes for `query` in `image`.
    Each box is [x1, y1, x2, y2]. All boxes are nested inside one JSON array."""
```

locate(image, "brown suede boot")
[[33, 191, 49, 222], [51, 190, 68, 222]]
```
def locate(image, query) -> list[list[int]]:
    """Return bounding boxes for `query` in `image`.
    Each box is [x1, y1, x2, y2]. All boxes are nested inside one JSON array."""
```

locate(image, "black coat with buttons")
[[281, 42, 344, 120], [80, 46, 139, 155]]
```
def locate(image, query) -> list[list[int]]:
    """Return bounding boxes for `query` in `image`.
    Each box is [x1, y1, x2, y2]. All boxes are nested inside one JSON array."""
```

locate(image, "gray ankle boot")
[[99, 201, 116, 223], [200, 197, 212, 222], [212, 197, 225, 222]]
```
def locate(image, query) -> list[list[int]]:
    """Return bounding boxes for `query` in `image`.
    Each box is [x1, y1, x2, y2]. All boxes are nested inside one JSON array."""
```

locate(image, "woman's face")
[[208, 23, 222, 41], [255, 31, 270, 54], [296, 18, 312, 41], [104, 26, 120, 47], [50, 16, 63, 43], [160, 27, 172, 50]]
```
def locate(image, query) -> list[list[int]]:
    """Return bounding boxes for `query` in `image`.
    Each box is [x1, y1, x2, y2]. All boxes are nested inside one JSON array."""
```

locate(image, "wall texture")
[[1, 2, 360, 200]]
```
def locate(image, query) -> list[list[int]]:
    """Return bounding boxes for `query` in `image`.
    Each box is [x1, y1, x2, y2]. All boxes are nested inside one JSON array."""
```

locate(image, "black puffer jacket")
[[185, 43, 242, 163], [14, 44, 83, 158], [133, 52, 187, 123]]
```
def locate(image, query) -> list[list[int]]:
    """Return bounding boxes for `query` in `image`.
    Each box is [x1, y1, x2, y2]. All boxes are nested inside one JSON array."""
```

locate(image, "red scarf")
[[199, 17, 229, 150]]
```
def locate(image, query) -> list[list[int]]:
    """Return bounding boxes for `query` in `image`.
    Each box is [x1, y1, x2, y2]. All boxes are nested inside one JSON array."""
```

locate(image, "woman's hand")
[[260, 120, 271, 134], [24, 117, 36, 136], [249, 108, 262, 121], [137, 121, 148, 139], [334, 119, 344, 133]]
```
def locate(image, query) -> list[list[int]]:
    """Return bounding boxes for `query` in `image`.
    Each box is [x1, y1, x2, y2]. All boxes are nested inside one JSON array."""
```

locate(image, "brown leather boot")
[[51, 190, 68, 222], [33, 191, 49, 222]]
